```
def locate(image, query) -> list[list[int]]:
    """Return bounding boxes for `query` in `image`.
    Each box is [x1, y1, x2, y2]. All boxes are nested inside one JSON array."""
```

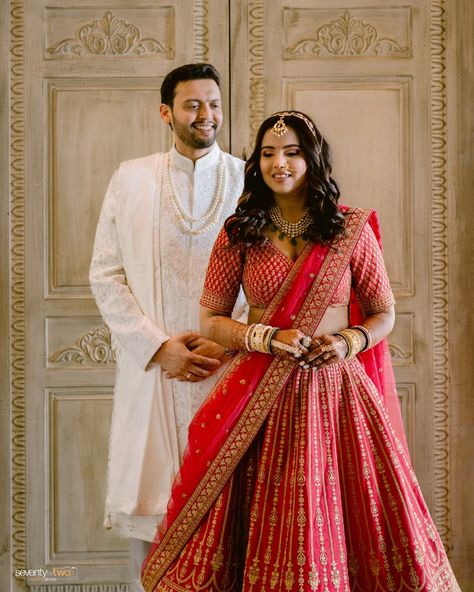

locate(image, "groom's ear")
[[160, 103, 173, 129]]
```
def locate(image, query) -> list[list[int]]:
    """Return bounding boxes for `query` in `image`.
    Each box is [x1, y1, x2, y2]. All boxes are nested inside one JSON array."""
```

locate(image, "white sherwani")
[[89, 143, 245, 541]]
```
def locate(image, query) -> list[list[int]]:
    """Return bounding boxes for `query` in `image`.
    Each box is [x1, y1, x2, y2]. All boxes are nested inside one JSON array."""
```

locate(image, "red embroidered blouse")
[[200, 223, 395, 316]]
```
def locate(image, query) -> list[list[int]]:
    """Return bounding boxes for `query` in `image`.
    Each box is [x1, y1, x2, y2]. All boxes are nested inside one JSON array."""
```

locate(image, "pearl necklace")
[[268, 205, 313, 245], [165, 153, 226, 236]]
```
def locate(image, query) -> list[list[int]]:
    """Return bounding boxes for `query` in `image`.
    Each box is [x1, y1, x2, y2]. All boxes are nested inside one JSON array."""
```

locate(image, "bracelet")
[[266, 327, 280, 353], [245, 323, 280, 354], [245, 324, 256, 352], [351, 325, 373, 352], [334, 331, 351, 358], [334, 328, 365, 360]]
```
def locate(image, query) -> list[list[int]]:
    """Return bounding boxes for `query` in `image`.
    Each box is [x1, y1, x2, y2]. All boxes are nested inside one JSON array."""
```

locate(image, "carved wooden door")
[[230, 0, 451, 544], [7, 1, 231, 589]]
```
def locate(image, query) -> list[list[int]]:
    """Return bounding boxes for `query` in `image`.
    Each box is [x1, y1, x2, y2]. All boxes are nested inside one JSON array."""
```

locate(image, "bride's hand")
[[270, 329, 311, 361], [187, 336, 226, 360], [301, 334, 348, 369]]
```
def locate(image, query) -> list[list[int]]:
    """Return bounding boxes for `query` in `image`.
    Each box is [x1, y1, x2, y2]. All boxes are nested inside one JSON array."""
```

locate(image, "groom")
[[89, 63, 245, 590]]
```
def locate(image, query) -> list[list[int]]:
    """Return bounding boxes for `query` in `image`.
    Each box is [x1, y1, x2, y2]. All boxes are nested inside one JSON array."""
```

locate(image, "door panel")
[[14, 0, 230, 588], [230, 0, 439, 522]]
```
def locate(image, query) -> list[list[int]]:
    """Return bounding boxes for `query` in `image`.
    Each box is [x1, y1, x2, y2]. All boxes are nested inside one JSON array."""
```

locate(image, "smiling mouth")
[[192, 123, 215, 132]]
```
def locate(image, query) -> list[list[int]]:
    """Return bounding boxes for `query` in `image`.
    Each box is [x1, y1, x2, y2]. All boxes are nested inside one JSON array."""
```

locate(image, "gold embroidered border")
[[296, 209, 371, 334]]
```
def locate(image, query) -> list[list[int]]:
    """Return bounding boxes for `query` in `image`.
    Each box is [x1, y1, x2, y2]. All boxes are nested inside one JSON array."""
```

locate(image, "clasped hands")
[[271, 328, 348, 369], [152, 332, 226, 382]]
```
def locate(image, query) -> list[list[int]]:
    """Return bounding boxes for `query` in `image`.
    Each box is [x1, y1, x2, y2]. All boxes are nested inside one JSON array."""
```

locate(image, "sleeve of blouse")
[[351, 222, 395, 314], [200, 228, 243, 315]]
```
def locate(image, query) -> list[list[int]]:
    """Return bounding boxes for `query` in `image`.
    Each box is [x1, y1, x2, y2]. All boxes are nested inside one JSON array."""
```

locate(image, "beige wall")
[[448, 0, 474, 584]]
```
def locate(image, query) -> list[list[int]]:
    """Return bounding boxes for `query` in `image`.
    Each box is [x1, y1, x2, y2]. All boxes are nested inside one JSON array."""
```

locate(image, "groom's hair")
[[160, 63, 221, 107]]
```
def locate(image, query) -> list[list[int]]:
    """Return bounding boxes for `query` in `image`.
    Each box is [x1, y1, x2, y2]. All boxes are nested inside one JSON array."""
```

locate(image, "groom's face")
[[160, 79, 223, 152]]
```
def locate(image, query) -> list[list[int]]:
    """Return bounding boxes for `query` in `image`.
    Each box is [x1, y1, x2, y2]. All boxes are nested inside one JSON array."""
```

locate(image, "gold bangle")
[[245, 324, 256, 352], [346, 328, 364, 358], [334, 332, 351, 359], [336, 328, 364, 360], [351, 325, 372, 352]]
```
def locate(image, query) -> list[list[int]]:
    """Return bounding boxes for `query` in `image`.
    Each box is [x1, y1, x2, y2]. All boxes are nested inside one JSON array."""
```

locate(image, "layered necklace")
[[165, 152, 226, 236], [268, 205, 313, 246]]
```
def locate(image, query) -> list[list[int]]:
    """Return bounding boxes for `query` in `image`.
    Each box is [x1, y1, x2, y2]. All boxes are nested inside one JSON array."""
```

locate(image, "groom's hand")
[[152, 332, 222, 382]]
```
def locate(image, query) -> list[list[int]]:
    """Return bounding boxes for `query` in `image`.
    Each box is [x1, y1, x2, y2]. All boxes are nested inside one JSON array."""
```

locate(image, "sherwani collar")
[[170, 143, 221, 174]]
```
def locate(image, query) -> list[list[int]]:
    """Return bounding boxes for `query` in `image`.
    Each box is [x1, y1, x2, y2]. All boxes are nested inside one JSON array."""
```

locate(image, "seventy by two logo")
[[15, 566, 78, 582]]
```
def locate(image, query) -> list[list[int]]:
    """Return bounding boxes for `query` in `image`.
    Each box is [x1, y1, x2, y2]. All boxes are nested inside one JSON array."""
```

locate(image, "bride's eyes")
[[260, 150, 301, 158]]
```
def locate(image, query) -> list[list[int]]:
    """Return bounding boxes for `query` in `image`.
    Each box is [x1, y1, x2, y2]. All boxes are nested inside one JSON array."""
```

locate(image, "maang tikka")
[[270, 111, 318, 139]]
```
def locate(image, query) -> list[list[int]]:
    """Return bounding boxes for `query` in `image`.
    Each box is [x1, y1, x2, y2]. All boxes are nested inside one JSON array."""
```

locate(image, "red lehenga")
[[142, 208, 460, 592]]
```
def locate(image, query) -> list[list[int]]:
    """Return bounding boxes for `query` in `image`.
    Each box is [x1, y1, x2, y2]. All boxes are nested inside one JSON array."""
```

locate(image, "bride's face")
[[259, 126, 308, 201]]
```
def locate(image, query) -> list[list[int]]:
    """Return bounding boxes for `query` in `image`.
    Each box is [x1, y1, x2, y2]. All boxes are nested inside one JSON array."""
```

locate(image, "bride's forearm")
[[201, 313, 248, 350]]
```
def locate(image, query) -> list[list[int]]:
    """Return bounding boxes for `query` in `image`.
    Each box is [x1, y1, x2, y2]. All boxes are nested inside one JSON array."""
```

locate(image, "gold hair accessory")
[[271, 115, 288, 137], [270, 111, 317, 138]]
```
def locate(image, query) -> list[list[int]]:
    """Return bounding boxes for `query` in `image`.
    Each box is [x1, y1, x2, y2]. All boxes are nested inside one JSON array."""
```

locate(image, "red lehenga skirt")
[[146, 357, 459, 592]]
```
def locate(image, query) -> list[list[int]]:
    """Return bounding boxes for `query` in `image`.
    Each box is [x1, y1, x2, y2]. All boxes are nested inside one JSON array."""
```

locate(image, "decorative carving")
[[388, 344, 411, 361], [47, 11, 171, 56], [430, 0, 451, 550], [287, 11, 409, 57], [49, 325, 116, 366], [10, 0, 27, 586], [248, 0, 265, 147], [193, 0, 209, 61]]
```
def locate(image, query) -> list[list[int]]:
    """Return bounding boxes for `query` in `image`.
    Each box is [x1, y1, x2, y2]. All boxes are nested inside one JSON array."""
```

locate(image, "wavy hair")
[[225, 111, 346, 246]]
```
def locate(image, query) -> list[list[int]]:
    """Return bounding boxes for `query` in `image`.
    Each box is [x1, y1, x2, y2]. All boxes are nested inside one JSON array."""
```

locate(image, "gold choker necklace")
[[268, 205, 313, 245]]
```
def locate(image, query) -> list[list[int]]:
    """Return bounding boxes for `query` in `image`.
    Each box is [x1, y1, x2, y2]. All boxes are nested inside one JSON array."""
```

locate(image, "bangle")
[[351, 325, 373, 352], [245, 323, 280, 354], [334, 331, 351, 358], [245, 324, 256, 352], [266, 327, 280, 353], [334, 328, 365, 360]]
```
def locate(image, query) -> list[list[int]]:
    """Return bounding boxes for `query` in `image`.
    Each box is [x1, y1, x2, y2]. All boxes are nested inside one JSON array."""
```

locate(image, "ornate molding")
[[287, 11, 409, 58], [248, 0, 265, 147], [430, 0, 451, 550], [388, 344, 411, 361], [10, 0, 27, 588], [49, 325, 116, 366], [47, 11, 171, 57], [193, 0, 209, 61]]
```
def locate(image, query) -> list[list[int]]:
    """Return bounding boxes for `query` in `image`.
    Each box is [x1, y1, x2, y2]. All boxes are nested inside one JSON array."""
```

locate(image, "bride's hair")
[[225, 111, 346, 247]]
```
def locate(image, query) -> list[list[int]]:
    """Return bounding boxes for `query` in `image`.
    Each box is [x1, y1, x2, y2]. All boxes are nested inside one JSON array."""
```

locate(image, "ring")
[[301, 335, 312, 348]]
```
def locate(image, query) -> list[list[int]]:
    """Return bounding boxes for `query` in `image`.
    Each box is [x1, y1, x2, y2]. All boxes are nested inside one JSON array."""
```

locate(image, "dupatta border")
[[142, 208, 372, 588]]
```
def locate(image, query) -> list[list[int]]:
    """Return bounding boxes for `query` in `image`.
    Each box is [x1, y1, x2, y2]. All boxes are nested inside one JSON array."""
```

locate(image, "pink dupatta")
[[351, 210, 409, 454]]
